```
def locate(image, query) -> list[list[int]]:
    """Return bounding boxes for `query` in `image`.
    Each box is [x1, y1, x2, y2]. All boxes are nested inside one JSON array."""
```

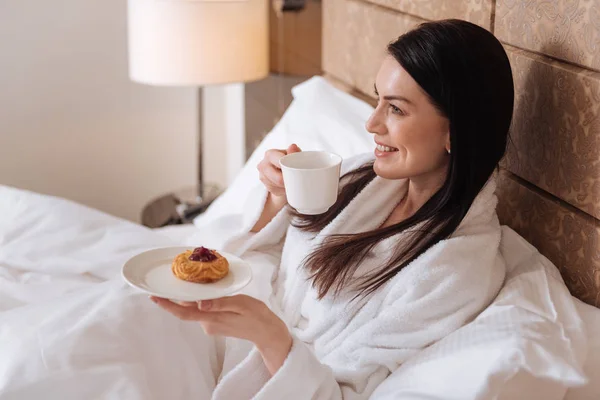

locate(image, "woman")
[[152, 19, 514, 399]]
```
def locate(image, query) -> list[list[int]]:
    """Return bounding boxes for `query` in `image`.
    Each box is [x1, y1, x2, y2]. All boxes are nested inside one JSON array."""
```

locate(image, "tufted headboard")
[[322, 0, 600, 308]]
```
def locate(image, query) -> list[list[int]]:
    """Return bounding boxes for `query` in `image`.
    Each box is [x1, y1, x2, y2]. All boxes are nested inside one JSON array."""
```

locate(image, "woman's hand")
[[257, 144, 301, 199], [251, 144, 301, 232], [150, 295, 293, 375]]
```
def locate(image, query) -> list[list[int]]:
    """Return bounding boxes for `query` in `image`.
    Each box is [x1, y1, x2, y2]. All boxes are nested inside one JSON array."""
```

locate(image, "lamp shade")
[[127, 0, 269, 86]]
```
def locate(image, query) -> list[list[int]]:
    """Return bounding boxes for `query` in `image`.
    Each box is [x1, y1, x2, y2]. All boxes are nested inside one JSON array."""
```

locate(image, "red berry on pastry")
[[189, 246, 217, 262]]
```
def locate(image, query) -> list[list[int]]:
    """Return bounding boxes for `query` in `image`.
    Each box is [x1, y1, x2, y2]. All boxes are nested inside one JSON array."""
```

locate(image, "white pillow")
[[565, 298, 600, 400], [194, 76, 374, 227], [370, 226, 587, 400]]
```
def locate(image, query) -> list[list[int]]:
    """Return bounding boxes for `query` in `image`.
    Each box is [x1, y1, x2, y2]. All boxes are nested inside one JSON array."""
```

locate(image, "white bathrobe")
[[212, 153, 506, 399]]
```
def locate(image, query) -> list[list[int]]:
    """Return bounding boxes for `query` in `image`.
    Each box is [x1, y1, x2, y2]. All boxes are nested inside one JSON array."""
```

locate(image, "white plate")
[[122, 246, 252, 301]]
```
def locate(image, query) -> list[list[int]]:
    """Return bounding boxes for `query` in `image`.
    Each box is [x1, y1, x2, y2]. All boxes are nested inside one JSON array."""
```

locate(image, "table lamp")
[[127, 0, 269, 203]]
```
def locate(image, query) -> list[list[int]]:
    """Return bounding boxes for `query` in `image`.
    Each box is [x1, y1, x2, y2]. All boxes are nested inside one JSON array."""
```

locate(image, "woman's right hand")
[[256, 144, 301, 199], [251, 144, 301, 233]]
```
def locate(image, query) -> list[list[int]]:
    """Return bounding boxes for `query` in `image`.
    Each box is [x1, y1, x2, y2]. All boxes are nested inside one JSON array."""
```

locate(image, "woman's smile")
[[374, 142, 399, 157]]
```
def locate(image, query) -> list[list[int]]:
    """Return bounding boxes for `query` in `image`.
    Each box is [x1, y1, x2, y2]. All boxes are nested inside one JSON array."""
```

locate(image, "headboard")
[[322, 0, 600, 308]]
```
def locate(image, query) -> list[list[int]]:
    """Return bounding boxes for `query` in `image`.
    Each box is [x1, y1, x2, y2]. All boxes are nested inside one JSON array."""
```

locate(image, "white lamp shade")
[[127, 0, 269, 86]]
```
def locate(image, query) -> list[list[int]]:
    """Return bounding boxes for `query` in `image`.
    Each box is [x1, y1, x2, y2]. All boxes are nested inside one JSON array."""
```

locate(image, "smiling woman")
[[286, 19, 514, 300], [149, 18, 516, 400]]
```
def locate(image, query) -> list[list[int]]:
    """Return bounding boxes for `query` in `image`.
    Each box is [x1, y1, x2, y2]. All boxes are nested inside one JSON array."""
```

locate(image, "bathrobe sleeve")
[[220, 181, 292, 257]]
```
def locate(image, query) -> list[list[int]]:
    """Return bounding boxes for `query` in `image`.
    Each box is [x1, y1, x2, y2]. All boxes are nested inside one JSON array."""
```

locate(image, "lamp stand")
[[167, 84, 246, 224], [201, 83, 246, 188]]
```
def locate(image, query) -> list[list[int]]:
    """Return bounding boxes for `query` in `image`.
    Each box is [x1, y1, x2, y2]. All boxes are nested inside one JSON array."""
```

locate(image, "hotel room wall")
[[0, 0, 197, 222]]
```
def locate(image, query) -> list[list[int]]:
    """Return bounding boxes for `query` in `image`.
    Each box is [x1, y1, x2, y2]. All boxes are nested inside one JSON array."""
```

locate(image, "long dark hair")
[[293, 19, 514, 300]]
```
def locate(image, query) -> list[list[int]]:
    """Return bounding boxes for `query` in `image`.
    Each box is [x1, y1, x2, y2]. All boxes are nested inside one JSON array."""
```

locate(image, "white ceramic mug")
[[279, 151, 342, 215]]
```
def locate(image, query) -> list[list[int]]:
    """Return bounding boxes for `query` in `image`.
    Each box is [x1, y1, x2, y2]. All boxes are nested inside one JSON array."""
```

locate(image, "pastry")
[[171, 247, 229, 283]]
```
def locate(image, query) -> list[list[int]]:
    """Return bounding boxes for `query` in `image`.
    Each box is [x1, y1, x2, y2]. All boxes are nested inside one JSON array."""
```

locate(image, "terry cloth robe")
[[212, 153, 506, 400]]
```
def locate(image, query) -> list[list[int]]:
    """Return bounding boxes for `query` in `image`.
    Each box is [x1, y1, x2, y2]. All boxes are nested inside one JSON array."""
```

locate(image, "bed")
[[1, 0, 599, 399]]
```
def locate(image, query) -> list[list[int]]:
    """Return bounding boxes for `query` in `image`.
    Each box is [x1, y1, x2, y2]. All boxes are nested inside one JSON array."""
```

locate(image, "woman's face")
[[366, 55, 450, 181]]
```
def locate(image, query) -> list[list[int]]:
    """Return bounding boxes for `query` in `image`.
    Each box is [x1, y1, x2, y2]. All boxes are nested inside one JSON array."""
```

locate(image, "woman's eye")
[[390, 104, 404, 115]]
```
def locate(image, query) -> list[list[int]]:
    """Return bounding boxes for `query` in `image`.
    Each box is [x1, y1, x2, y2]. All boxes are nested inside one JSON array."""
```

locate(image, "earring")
[[447, 148, 451, 155]]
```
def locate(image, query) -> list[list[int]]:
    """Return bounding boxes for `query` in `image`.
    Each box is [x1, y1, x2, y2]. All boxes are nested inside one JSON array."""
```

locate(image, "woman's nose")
[[365, 108, 386, 135]]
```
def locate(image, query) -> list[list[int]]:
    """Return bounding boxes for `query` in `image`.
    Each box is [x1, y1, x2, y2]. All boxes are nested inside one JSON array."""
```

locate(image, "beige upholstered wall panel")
[[366, 0, 493, 29], [323, 0, 422, 96], [495, 0, 600, 71], [497, 172, 600, 308], [504, 46, 600, 220], [269, 1, 322, 76]]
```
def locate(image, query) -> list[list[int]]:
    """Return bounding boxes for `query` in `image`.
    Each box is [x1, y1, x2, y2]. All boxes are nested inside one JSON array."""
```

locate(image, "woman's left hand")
[[150, 295, 293, 375]]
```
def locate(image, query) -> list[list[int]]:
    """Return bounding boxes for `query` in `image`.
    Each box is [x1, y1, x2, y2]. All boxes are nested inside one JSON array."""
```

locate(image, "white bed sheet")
[[0, 186, 260, 399], [565, 299, 600, 400]]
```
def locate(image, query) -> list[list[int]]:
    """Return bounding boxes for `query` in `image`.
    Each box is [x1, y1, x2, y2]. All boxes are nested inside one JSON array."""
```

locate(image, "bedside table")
[[141, 184, 222, 228]]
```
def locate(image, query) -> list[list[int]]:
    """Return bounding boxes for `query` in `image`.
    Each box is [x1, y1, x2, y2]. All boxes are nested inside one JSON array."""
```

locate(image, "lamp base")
[[141, 183, 222, 228]]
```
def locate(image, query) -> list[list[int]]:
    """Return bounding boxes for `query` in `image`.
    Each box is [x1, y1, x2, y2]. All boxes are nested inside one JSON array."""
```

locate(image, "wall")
[[322, 0, 600, 306], [269, 0, 322, 76], [0, 0, 197, 222], [245, 74, 307, 159], [245, 2, 322, 158]]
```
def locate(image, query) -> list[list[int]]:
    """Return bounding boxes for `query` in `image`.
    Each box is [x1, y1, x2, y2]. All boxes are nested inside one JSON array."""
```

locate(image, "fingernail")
[[149, 296, 158, 303], [200, 300, 212, 310]]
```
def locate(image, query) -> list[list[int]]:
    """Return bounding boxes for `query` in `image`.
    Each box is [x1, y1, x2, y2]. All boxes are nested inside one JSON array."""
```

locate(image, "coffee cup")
[[279, 151, 342, 215]]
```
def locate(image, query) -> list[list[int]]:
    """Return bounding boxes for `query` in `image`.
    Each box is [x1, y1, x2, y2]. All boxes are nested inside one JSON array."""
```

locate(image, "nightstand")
[[141, 184, 222, 228]]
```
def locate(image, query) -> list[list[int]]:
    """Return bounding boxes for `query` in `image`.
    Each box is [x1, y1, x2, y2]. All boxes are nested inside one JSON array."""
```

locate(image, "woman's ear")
[[445, 132, 451, 154]]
